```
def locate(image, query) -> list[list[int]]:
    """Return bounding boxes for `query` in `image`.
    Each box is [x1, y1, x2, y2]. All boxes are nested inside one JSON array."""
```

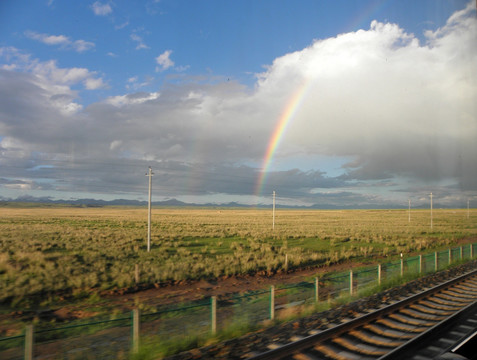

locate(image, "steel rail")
[[379, 300, 477, 359], [247, 268, 477, 360]]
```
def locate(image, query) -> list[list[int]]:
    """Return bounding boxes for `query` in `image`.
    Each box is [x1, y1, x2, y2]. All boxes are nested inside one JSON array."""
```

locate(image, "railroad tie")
[[313, 344, 352, 360], [348, 330, 404, 347], [409, 303, 454, 316], [464, 278, 477, 286], [399, 308, 446, 321], [433, 293, 471, 304], [453, 284, 477, 294], [441, 289, 476, 300], [332, 337, 388, 356], [419, 299, 460, 309], [438, 291, 474, 300], [388, 313, 436, 327], [363, 324, 414, 339], [376, 318, 427, 333], [292, 353, 317, 360]]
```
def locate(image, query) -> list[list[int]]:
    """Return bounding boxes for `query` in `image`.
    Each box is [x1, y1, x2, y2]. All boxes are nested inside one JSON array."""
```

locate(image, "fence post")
[[314, 277, 319, 303], [460, 246, 463, 261], [400, 258, 404, 277], [471, 244, 474, 259], [24, 324, 33, 360], [435, 251, 438, 272], [270, 286, 275, 320], [132, 309, 139, 354], [349, 270, 353, 295], [135, 264, 140, 284], [378, 264, 381, 285], [448, 248, 452, 265], [419, 255, 422, 274], [211, 296, 217, 335]]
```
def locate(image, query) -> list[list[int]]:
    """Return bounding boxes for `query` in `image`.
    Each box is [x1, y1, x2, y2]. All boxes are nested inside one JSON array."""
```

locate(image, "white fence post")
[[25, 324, 33, 360], [132, 309, 139, 354], [349, 270, 353, 295], [211, 296, 217, 335], [270, 286, 275, 320], [315, 277, 319, 303], [135, 264, 140, 284], [378, 264, 381, 285]]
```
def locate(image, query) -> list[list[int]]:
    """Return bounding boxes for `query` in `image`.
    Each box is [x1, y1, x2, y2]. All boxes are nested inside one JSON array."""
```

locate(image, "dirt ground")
[[105, 261, 353, 309], [106, 236, 476, 309]]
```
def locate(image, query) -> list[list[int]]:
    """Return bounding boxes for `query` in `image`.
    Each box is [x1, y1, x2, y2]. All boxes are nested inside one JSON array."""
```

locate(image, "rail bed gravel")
[[166, 260, 477, 360]]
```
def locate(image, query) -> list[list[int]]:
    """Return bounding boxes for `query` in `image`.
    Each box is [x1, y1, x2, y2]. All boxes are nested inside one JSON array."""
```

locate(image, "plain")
[[1, 206, 475, 308]]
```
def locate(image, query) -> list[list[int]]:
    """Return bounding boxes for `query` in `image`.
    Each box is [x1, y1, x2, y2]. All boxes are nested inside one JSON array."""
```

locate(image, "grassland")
[[0, 206, 475, 307]]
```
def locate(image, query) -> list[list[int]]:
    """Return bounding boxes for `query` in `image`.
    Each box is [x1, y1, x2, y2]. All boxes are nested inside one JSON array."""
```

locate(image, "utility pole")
[[468, 199, 470, 219], [430, 192, 433, 229], [408, 199, 411, 223], [146, 167, 154, 252], [272, 191, 276, 230]]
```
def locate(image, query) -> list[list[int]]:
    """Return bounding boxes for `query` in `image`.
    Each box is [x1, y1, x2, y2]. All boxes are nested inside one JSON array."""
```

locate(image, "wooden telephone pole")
[[146, 167, 154, 252]]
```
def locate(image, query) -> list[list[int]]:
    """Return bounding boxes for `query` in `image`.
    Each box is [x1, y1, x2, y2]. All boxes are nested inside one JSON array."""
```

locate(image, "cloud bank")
[[0, 3, 476, 207]]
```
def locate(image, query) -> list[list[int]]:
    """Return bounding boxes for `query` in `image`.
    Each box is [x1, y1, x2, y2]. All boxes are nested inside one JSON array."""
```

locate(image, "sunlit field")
[[1, 205, 475, 307]]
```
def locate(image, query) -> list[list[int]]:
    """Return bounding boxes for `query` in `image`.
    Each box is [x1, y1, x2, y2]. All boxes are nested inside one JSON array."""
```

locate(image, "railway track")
[[248, 269, 477, 360]]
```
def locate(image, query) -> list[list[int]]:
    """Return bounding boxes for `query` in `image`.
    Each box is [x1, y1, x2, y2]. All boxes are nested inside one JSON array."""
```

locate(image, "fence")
[[1, 243, 475, 359]]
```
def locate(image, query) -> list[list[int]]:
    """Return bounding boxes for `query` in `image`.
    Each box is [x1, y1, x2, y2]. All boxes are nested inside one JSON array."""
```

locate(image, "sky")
[[0, 0, 476, 208]]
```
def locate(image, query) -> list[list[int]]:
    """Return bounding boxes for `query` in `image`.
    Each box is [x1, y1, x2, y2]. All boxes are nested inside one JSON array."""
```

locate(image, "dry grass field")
[[1, 205, 475, 307]]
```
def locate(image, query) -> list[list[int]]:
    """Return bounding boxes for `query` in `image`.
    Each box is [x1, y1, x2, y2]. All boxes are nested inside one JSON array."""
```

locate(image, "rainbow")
[[254, 2, 391, 198], [255, 81, 310, 197]]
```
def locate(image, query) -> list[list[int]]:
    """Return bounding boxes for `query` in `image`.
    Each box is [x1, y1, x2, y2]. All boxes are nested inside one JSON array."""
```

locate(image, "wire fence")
[[1, 243, 475, 359]]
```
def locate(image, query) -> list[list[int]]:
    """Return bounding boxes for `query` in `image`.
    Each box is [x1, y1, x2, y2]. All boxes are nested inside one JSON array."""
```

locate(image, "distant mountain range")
[[0, 195, 258, 208], [0, 195, 445, 209]]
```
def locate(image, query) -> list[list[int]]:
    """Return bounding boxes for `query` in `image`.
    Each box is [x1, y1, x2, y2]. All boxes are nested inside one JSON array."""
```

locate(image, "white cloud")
[[125, 75, 153, 90], [0, 46, 31, 66], [25, 31, 95, 53], [25, 31, 69, 45], [130, 34, 149, 50], [0, 47, 105, 96], [72, 39, 95, 53], [91, 1, 112, 16], [155, 50, 174, 71], [115, 21, 129, 30], [110, 140, 122, 150], [5, 182, 33, 191], [32, 60, 90, 84], [104, 91, 160, 106], [175, 65, 190, 72], [84, 77, 106, 90]]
